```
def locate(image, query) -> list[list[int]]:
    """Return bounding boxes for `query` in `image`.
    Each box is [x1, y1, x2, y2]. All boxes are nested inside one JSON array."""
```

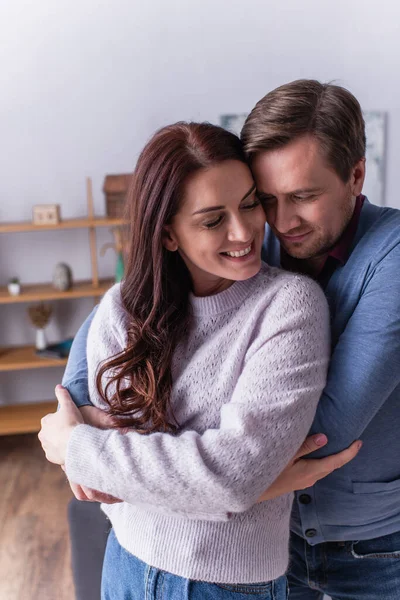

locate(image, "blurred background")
[[0, 1, 399, 598]]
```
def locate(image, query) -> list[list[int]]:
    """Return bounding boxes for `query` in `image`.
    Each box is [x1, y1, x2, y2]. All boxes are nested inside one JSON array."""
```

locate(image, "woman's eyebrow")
[[192, 205, 224, 216], [241, 183, 256, 202], [192, 184, 256, 216]]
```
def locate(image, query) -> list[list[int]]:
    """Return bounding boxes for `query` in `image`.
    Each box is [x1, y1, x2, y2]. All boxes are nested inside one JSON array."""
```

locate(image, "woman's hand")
[[69, 479, 123, 504], [59, 464, 123, 504], [257, 434, 362, 502], [38, 385, 83, 465], [79, 405, 130, 434], [79, 405, 115, 429]]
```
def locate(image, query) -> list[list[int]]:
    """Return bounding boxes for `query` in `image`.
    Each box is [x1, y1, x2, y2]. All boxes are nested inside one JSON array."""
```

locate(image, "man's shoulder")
[[357, 200, 400, 236], [351, 200, 400, 263]]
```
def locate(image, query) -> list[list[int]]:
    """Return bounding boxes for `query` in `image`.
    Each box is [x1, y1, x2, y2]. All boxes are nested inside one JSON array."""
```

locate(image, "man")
[[241, 79, 400, 599]]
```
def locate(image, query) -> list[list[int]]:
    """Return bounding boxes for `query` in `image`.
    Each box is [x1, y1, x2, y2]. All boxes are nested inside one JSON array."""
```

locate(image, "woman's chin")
[[227, 259, 262, 282]]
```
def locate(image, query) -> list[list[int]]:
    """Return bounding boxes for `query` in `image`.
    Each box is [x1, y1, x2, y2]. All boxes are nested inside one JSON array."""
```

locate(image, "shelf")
[[0, 346, 68, 372], [0, 278, 115, 304], [0, 401, 57, 436], [0, 216, 127, 234], [1, 183, 121, 435]]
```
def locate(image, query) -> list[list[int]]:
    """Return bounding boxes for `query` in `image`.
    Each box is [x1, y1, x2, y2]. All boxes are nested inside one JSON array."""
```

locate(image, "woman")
[[39, 122, 356, 599]]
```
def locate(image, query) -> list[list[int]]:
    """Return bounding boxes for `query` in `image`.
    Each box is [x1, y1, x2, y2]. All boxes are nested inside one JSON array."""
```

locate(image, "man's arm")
[[61, 307, 97, 407], [309, 244, 400, 456]]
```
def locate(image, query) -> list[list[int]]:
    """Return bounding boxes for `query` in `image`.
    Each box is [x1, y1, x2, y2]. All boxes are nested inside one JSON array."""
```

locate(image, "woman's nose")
[[227, 217, 252, 243]]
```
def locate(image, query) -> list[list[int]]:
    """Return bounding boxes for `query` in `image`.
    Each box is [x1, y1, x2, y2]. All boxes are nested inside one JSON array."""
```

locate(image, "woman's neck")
[[192, 277, 233, 298]]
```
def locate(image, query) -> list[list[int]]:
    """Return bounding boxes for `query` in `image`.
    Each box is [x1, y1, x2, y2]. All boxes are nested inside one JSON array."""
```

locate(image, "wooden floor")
[[0, 434, 75, 600]]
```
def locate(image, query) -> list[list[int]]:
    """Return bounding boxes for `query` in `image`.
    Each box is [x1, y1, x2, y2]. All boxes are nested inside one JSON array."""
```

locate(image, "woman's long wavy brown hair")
[[96, 122, 247, 433]]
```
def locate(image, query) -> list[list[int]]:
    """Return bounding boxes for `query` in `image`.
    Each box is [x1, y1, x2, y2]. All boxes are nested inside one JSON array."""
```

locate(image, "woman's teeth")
[[224, 245, 252, 258]]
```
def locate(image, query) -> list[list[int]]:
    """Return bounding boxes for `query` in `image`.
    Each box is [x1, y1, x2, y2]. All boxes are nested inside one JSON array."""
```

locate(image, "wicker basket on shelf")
[[103, 174, 132, 219]]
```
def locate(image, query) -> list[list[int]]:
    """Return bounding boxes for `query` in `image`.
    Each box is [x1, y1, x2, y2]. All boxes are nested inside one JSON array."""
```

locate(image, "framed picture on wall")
[[220, 111, 387, 206], [363, 111, 386, 207]]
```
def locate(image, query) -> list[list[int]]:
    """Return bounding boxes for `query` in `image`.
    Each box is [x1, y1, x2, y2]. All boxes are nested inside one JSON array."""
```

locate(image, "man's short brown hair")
[[241, 79, 366, 183]]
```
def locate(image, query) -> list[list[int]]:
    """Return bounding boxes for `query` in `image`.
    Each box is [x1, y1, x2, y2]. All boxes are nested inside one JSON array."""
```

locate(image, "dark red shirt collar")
[[327, 194, 365, 266]]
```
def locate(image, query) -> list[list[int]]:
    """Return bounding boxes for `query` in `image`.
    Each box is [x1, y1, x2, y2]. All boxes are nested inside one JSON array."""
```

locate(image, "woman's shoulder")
[[91, 283, 128, 344], [100, 282, 123, 312], [92, 282, 123, 324], [250, 262, 329, 317]]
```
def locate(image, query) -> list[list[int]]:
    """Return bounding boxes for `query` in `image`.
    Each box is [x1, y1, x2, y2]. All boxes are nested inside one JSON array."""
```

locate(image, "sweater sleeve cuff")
[[65, 423, 112, 490]]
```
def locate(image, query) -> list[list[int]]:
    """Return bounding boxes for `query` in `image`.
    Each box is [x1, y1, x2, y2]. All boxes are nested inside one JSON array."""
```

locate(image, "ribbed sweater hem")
[[101, 501, 291, 584]]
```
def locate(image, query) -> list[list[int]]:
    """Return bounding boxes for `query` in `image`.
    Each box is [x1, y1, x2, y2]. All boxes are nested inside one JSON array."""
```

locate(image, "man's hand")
[[38, 385, 83, 465], [257, 434, 362, 502]]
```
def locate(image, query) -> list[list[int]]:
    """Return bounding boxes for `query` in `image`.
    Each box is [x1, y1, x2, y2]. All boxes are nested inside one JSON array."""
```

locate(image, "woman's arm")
[[63, 277, 331, 518], [56, 290, 359, 510]]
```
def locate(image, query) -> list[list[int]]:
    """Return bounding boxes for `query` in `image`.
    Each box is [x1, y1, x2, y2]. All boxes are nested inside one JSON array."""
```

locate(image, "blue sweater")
[[63, 198, 400, 544]]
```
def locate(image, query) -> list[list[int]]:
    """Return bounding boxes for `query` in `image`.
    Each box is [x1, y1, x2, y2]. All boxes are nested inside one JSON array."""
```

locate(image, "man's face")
[[251, 135, 365, 259]]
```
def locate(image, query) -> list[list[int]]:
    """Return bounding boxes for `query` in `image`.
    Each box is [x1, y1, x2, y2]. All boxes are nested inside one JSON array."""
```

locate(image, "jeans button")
[[299, 494, 312, 505], [305, 528, 317, 538]]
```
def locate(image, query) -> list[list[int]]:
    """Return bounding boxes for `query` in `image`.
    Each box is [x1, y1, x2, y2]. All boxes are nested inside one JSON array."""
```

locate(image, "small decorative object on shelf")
[[7, 277, 21, 296], [100, 227, 125, 283], [53, 262, 73, 291], [32, 204, 61, 226], [36, 338, 73, 359], [103, 174, 131, 219], [27, 302, 53, 350]]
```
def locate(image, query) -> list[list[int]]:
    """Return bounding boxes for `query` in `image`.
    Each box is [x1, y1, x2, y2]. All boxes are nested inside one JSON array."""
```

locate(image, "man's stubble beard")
[[281, 193, 356, 260]]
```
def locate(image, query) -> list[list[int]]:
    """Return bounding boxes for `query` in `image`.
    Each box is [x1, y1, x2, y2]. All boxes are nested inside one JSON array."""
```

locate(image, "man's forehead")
[[251, 140, 332, 193], [253, 161, 322, 194]]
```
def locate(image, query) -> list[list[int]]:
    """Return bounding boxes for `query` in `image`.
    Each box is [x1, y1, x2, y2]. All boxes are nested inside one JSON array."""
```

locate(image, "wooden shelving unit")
[[0, 178, 127, 436], [0, 401, 57, 436], [0, 216, 125, 234], [0, 346, 68, 372], [0, 278, 115, 304]]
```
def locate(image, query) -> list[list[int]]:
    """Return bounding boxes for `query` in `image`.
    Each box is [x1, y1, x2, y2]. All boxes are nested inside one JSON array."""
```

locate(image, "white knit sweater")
[[65, 263, 330, 583]]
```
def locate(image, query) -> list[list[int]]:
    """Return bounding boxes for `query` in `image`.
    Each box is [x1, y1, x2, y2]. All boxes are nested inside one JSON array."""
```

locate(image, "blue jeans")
[[287, 530, 400, 599], [101, 528, 288, 600]]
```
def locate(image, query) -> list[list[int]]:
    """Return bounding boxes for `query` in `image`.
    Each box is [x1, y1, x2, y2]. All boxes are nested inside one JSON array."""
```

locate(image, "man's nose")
[[270, 201, 301, 234]]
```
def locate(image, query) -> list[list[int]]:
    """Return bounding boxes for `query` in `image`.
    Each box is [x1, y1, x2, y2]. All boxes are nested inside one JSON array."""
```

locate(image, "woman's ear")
[[162, 225, 179, 252]]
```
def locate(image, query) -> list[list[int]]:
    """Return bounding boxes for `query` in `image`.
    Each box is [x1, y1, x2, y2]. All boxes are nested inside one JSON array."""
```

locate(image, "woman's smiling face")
[[163, 159, 266, 296]]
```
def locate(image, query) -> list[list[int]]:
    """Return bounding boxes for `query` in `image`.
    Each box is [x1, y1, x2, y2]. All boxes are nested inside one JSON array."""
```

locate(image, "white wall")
[[1, 0, 399, 405]]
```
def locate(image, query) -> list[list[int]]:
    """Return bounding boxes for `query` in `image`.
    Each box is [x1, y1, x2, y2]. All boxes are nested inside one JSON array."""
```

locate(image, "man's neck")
[[281, 252, 328, 277]]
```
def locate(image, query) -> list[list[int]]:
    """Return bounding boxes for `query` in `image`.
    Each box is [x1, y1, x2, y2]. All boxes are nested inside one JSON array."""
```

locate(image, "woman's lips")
[[221, 241, 257, 261]]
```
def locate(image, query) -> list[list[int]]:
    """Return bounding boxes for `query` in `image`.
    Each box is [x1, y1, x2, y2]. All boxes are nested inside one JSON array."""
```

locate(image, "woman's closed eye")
[[204, 215, 224, 229], [241, 199, 261, 210], [203, 199, 261, 229]]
